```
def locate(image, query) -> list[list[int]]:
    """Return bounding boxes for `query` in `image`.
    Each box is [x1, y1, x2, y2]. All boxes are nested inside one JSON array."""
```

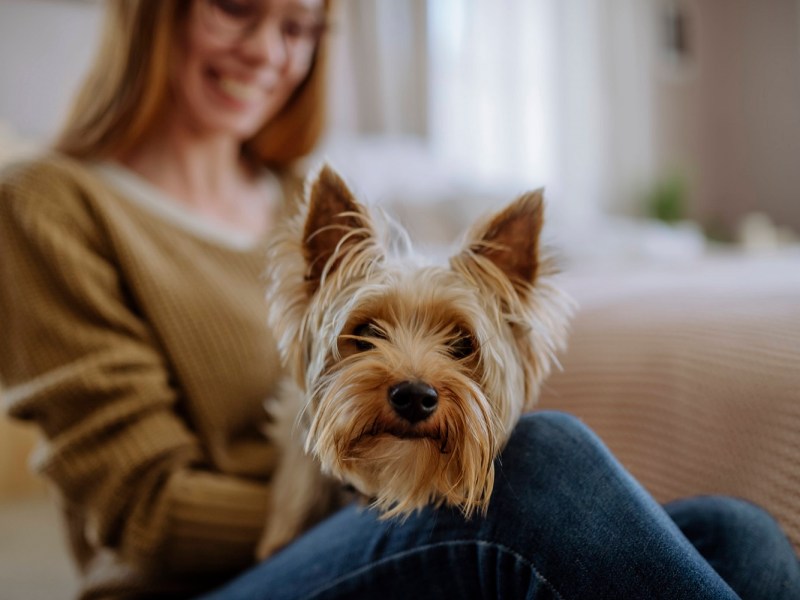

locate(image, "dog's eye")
[[352, 322, 384, 351], [448, 331, 476, 360]]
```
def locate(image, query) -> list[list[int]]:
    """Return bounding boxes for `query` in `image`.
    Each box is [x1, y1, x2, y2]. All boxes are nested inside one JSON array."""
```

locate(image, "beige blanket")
[[540, 250, 800, 551]]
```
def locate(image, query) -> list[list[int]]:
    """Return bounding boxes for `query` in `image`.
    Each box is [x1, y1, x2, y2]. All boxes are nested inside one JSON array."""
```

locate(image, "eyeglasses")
[[197, 0, 328, 47]]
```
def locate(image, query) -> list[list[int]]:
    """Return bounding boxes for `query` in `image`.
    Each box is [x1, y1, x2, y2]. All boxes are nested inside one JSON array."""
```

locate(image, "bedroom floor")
[[0, 496, 78, 600]]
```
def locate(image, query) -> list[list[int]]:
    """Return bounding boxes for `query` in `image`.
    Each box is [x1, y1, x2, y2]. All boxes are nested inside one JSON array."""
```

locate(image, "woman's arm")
[[0, 160, 269, 576]]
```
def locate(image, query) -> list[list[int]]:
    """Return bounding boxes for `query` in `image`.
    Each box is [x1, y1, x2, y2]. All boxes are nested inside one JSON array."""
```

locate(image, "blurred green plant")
[[644, 175, 688, 223]]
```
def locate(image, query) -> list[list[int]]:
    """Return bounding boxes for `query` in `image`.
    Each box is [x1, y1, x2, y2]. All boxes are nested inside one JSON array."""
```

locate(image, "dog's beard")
[[306, 355, 506, 518], [256, 167, 573, 561]]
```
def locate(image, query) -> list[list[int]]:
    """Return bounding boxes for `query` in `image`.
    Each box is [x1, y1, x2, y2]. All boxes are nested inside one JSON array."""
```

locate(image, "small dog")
[[257, 165, 571, 559]]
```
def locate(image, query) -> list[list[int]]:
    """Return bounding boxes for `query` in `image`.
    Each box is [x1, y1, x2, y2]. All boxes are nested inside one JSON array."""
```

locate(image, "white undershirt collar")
[[91, 161, 280, 252]]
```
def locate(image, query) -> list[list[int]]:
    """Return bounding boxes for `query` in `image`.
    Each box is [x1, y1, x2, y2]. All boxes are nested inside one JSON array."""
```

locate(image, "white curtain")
[[328, 0, 660, 222], [327, 0, 429, 136], [427, 0, 556, 191]]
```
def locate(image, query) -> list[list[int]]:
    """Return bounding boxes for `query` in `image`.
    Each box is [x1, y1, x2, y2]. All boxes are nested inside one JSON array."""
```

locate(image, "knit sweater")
[[0, 154, 289, 599]]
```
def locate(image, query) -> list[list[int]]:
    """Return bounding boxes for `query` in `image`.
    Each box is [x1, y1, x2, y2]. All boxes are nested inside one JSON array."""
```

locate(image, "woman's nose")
[[239, 19, 289, 68]]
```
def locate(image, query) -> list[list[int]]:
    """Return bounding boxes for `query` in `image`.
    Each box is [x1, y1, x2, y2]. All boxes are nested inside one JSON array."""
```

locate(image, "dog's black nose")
[[388, 380, 438, 424]]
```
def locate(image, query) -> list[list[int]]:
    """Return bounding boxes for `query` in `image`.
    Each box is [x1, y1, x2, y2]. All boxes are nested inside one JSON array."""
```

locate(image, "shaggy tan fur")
[[257, 165, 572, 559]]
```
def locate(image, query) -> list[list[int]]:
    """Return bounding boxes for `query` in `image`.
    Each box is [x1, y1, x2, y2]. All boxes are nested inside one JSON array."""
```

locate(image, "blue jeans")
[[201, 412, 800, 599]]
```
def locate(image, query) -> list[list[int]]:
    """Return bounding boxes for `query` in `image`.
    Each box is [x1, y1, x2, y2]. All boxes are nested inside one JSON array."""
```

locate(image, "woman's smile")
[[205, 66, 271, 110]]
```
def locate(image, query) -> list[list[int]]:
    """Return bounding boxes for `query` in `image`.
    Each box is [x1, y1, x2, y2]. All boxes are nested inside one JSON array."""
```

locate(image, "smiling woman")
[[0, 0, 332, 598], [56, 0, 329, 167], [177, 0, 325, 139]]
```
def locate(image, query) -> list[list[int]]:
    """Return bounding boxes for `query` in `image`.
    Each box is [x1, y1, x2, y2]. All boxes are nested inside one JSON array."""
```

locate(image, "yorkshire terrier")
[[257, 165, 571, 559]]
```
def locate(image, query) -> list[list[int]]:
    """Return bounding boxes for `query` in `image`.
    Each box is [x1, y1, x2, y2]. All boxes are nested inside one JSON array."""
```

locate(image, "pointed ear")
[[463, 189, 545, 290], [303, 165, 373, 292]]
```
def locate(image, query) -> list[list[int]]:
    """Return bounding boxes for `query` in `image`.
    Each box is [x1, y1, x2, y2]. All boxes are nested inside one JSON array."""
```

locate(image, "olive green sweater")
[[0, 154, 287, 599]]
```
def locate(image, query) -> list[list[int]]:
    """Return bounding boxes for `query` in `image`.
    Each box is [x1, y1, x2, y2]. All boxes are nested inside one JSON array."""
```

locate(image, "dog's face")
[[266, 166, 570, 517]]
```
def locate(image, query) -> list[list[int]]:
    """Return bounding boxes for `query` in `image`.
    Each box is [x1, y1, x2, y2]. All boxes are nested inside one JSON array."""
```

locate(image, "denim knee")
[[517, 409, 585, 431], [500, 411, 617, 482], [665, 496, 800, 599], [484, 410, 635, 538], [513, 411, 605, 449], [667, 496, 789, 547], [471, 412, 742, 599]]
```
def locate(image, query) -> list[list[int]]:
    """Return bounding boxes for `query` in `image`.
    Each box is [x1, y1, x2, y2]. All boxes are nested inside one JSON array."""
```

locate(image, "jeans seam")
[[305, 539, 565, 600]]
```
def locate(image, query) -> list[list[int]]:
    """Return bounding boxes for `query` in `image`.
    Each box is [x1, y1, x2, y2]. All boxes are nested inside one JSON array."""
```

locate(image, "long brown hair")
[[56, 0, 329, 169]]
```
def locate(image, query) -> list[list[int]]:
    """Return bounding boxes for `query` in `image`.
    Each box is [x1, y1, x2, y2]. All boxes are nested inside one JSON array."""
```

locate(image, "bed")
[[539, 250, 800, 551]]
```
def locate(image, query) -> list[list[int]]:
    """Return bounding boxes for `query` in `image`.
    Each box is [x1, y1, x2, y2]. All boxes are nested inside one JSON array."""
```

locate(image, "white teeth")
[[217, 77, 260, 102]]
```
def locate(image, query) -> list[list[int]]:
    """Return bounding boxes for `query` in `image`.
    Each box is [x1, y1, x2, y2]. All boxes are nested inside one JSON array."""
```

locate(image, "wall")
[[655, 0, 800, 233], [0, 0, 102, 139]]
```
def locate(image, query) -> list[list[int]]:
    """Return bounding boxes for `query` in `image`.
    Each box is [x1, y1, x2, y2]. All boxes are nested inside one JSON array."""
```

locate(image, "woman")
[[1, 0, 327, 596], [0, 1, 797, 599]]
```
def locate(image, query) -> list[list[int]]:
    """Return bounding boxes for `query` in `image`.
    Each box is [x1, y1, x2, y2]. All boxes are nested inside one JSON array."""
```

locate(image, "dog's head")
[[266, 165, 571, 517]]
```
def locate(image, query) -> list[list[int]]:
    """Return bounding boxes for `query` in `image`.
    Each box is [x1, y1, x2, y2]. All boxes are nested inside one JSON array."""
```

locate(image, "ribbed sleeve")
[[165, 471, 270, 572], [0, 158, 278, 595]]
